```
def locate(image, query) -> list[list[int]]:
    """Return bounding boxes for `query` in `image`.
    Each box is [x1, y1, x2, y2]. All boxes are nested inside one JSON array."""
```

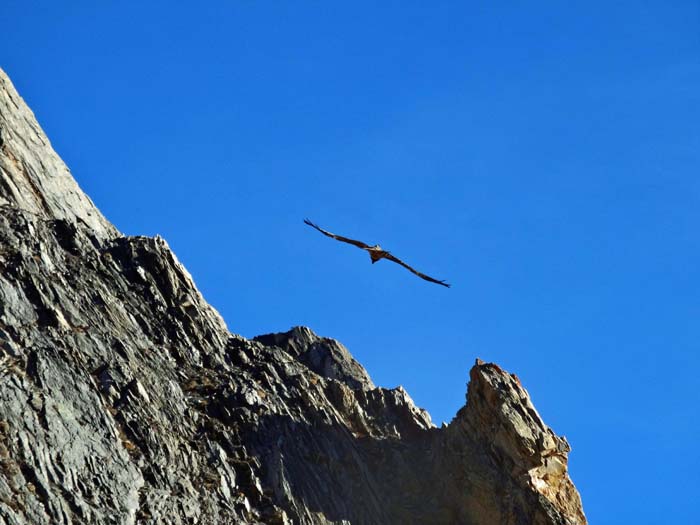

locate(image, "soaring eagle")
[[304, 219, 450, 287]]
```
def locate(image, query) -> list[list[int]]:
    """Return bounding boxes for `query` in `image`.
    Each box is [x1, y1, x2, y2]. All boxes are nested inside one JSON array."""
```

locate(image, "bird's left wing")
[[303, 219, 372, 250], [384, 252, 450, 287]]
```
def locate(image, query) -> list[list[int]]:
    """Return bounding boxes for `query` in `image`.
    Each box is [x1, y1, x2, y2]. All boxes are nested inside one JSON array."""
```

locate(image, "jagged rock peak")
[[254, 326, 375, 390], [445, 360, 587, 524], [0, 67, 116, 238]]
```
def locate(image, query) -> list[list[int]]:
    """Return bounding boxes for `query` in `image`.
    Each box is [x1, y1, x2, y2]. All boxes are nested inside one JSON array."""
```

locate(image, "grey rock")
[[0, 67, 586, 524], [0, 70, 116, 240], [254, 326, 375, 390]]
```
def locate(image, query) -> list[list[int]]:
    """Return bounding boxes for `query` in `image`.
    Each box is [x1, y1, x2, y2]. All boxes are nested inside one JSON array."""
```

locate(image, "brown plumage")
[[303, 219, 450, 288]]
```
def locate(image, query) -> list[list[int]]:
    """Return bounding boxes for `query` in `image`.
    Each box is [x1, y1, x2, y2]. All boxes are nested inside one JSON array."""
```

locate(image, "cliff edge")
[[0, 68, 585, 525]]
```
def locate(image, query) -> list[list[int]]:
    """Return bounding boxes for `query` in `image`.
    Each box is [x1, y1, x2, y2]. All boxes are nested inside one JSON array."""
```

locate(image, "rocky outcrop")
[[0, 67, 585, 525], [0, 71, 116, 239]]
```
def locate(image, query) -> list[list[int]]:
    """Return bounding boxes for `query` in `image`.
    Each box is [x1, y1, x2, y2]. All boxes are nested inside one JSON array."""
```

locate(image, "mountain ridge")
[[0, 67, 585, 524]]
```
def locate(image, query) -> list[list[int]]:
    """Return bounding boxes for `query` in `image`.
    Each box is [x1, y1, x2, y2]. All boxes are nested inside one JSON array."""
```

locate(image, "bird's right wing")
[[384, 252, 451, 288], [304, 219, 372, 250]]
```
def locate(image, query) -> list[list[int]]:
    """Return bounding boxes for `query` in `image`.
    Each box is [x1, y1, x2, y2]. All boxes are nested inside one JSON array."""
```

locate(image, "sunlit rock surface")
[[0, 68, 585, 525]]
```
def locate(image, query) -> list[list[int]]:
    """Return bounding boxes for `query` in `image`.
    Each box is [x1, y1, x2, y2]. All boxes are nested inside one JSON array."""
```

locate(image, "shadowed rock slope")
[[0, 68, 586, 525]]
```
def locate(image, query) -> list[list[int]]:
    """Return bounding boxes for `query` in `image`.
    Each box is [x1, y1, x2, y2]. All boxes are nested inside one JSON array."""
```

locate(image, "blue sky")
[[3, 2, 699, 523]]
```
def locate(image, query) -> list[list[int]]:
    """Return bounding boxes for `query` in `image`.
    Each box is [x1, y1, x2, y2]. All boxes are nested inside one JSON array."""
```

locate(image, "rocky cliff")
[[0, 68, 586, 525]]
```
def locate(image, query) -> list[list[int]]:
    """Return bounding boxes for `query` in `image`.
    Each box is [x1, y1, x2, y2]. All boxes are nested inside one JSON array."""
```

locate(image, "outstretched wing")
[[383, 252, 450, 288], [304, 219, 372, 250]]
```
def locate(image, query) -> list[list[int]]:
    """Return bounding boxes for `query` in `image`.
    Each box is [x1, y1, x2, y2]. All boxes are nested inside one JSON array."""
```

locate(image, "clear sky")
[[3, 2, 699, 523]]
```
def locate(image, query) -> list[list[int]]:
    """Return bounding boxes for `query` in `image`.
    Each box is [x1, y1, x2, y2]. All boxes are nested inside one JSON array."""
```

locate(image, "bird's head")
[[371, 244, 382, 250]]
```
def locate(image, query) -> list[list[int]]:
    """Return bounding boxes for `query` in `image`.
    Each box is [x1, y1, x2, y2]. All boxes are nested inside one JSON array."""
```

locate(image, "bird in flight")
[[304, 219, 450, 287]]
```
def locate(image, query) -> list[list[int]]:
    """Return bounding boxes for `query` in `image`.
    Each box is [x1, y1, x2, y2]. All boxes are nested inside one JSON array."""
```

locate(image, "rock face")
[[0, 67, 586, 525]]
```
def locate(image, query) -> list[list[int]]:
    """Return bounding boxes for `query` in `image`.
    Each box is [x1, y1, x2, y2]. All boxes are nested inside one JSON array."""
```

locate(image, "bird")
[[303, 219, 450, 287]]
